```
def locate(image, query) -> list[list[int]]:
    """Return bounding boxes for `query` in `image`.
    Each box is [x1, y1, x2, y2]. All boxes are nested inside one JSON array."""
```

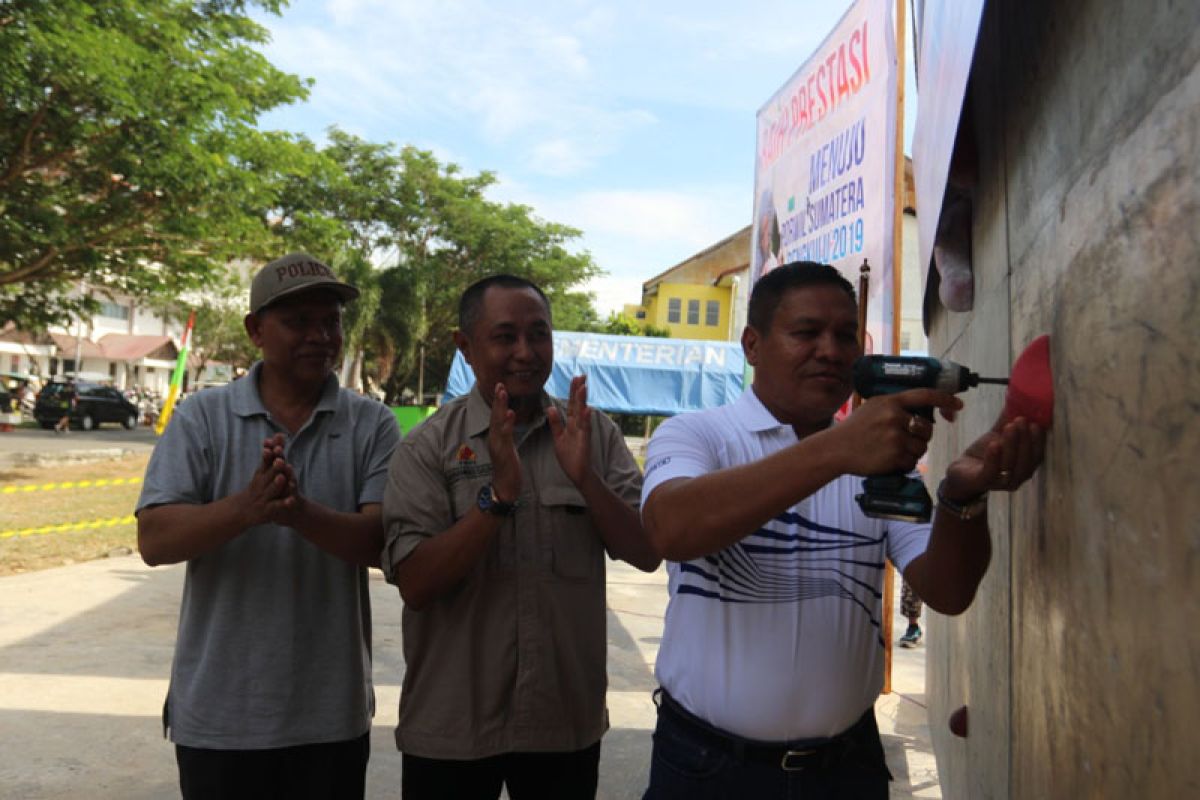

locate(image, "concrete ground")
[[0, 429, 939, 798], [0, 555, 939, 799]]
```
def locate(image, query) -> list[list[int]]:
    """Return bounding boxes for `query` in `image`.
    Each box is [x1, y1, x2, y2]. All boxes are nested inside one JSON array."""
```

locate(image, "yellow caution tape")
[[0, 477, 142, 495], [0, 514, 137, 539]]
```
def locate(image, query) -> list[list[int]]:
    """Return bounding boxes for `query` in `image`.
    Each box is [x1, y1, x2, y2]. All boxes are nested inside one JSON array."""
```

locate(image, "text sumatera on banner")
[[751, 0, 897, 357]]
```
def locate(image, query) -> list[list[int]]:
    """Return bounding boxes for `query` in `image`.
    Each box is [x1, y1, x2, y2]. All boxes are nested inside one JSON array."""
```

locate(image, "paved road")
[[0, 554, 939, 799], [0, 425, 158, 469]]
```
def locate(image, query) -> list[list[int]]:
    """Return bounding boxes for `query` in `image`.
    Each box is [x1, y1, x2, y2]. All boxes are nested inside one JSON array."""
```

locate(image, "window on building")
[[635, 310, 646, 320], [667, 298, 681, 323], [687, 299, 700, 325], [98, 301, 130, 320], [705, 300, 720, 326]]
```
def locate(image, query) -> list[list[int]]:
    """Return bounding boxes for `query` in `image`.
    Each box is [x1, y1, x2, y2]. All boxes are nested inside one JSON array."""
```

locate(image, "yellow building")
[[628, 227, 751, 341], [628, 158, 925, 351]]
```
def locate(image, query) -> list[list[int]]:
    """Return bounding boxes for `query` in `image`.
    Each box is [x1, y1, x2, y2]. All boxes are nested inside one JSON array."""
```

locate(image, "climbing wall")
[[923, 0, 1200, 796]]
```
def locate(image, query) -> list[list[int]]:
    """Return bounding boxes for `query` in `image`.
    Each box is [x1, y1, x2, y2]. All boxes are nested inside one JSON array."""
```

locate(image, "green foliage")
[[273, 132, 601, 401], [612, 412, 665, 438], [594, 311, 670, 338], [597, 312, 640, 337], [0, 0, 309, 329], [0, 7, 605, 391], [379, 145, 601, 401], [642, 322, 671, 338], [549, 291, 602, 333], [270, 129, 401, 258], [185, 268, 258, 377]]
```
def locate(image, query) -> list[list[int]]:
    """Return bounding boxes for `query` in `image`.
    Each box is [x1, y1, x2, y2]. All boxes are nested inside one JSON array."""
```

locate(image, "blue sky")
[[253, 0, 916, 315]]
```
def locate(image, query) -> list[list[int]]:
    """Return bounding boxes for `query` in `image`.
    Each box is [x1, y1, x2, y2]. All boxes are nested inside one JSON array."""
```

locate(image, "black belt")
[[655, 688, 877, 772]]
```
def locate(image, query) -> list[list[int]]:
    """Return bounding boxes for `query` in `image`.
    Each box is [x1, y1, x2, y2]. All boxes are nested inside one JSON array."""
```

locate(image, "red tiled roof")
[[49, 333, 106, 359], [96, 334, 177, 361], [0, 322, 45, 345]]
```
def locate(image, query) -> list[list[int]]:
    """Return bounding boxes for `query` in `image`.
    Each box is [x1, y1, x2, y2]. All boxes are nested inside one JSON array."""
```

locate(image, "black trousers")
[[401, 742, 602, 800], [175, 732, 370, 800]]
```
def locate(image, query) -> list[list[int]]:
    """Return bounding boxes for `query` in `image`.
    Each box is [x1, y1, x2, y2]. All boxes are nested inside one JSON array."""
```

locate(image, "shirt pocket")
[[449, 476, 485, 522], [538, 484, 601, 581]]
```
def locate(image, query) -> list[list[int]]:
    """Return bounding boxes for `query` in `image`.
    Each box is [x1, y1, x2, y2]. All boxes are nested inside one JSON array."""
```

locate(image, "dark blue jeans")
[[642, 692, 890, 800]]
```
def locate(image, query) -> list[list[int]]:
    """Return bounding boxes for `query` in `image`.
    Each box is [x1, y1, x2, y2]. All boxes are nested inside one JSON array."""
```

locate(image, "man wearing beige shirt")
[[381, 274, 660, 800]]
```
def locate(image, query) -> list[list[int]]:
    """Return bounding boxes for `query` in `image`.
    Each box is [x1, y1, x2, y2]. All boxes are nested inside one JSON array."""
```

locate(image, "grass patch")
[[0, 454, 149, 576]]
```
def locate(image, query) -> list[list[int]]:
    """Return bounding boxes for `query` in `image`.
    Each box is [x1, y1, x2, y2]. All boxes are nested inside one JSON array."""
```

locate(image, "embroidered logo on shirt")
[[448, 443, 490, 485]]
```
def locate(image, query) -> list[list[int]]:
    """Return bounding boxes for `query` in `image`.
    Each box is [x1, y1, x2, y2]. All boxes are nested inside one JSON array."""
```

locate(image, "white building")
[[0, 290, 186, 393]]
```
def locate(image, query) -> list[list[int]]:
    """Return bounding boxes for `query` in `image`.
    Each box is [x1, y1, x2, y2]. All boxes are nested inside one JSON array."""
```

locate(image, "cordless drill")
[[851, 355, 1008, 523]]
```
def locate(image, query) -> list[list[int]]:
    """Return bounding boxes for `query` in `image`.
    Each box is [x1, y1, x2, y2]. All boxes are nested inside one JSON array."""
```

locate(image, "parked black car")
[[34, 380, 140, 431]]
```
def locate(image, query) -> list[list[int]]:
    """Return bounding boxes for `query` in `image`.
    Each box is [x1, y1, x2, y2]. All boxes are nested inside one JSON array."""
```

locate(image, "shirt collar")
[[734, 385, 792, 433], [464, 383, 552, 439], [230, 361, 340, 418]]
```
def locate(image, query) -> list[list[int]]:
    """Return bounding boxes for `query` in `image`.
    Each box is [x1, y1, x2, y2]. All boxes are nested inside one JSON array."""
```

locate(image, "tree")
[[0, 0, 310, 329], [269, 129, 401, 259], [330, 250, 381, 391], [380, 146, 602, 401], [267, 132, 603, 402], [553, 292, 603, 333], [186, 274, 259, 381], [266, 129, 401, 391]]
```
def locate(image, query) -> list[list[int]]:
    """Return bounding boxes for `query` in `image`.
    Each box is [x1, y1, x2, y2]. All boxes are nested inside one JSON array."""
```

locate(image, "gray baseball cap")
[[249, 253, 360, 313]]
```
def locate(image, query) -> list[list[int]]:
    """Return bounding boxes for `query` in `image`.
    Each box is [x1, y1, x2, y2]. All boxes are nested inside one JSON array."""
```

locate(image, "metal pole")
[[855, 259, 871, 408], [72, 280, 86, 374], [417, 343, 425, 406]]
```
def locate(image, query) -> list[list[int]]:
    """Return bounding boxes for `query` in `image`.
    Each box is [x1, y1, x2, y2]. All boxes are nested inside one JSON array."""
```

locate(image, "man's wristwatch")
[[935, 479, 988, 521], [477, 484, 519, 517]]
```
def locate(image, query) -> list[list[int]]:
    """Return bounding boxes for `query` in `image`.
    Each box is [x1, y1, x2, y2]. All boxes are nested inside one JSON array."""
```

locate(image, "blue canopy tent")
[[444, 331, 745, 416]]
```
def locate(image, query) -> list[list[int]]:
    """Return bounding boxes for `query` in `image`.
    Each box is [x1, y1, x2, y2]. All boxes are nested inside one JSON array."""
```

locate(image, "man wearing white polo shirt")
[[640, 262, 1044, 799]]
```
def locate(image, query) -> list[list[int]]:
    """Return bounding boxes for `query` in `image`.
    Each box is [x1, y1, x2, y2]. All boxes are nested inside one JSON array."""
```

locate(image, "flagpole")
[[881, 0, 908, 697], [154, 310, 196, 435], [892, 0, 907, 358]]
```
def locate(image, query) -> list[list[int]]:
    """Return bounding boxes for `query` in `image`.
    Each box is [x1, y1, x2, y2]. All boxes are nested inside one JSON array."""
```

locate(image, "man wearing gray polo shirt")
[[137, 253, 400, 799], [381, 274, 660, 799]]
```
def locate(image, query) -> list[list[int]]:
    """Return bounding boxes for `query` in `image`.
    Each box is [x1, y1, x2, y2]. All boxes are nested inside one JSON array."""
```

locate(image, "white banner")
[[750, 0, 898, 356], [911, 0, 987, 320]]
